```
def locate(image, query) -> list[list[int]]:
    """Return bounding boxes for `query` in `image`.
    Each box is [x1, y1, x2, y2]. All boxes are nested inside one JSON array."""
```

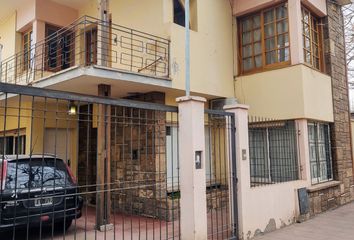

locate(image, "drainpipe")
[[0, 43, 3, 64], [0, 43, 3, 81], [185, 0, 190, 96]]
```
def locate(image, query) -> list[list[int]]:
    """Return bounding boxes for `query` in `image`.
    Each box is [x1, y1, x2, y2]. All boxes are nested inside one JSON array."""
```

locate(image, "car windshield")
[[5, 158, 73, 190]]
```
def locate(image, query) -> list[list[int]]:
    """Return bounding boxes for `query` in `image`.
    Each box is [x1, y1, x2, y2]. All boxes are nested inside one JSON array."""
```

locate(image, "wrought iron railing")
[[0, 16, 170, 85]]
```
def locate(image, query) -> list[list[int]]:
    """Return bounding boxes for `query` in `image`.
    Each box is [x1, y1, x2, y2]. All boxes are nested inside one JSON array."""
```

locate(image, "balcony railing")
[[0, 16, 170, 85]]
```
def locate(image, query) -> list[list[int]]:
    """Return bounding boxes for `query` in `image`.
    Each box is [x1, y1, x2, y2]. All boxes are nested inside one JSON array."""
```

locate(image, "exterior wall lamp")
[[68, 101, 77, 115]]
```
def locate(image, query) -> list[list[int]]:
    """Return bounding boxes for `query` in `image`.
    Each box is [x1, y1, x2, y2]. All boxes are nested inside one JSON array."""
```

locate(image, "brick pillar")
[[324, 0, 353, 204], [177, 96, 207, 240]]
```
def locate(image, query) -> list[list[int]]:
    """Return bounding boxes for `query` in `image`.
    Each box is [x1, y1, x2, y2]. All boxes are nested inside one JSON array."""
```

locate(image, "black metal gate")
[[0, 83, 180, 240], [204, 109, 238, 240]]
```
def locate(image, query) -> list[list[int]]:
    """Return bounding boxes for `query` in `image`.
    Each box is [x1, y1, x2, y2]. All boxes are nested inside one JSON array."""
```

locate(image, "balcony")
[[0, 16, 170, 86]]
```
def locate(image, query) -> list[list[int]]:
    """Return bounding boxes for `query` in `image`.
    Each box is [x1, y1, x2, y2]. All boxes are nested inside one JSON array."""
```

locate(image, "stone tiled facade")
[[308, 0, 354, 216]]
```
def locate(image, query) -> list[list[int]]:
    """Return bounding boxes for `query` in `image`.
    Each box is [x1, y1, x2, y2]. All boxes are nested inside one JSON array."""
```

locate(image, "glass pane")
[[302, 10, 309, 23], [276, 5, 288, 19], [264, 24, 275, 37], [277, 34, 289, 48], [243, 57, 254, 71], [304, 37, 311, 50], [266, 51, 277, 64], [312, 31, 319, 43], [254, 42, 262, 55], [242, 18, 252, 31], [264, 10, 274, 24], [255, 55, 262, 68], [242, 45, 252, 58], [265, 37, 275, 51], [242, 32, 252, 44], [253, 15, 261, 28], [277, 21, 288, 34], [313, 57, 320, 69], [313, 44, 319, 56], [303, 23, 310, 37], [254, 29, 261, 41], [304, 50, 311, 63], [278, 47, 289, 62]]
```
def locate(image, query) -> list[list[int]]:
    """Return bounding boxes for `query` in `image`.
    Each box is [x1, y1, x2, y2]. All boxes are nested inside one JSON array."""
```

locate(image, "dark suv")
[[0, 155, 83, 232]]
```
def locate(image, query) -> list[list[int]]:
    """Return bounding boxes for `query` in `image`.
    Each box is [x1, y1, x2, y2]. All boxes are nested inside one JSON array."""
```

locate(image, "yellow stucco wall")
[[109, 0, 235, 98], [0, 99, 78, 176], [0, 13, 17, 61], [168, 0, 234, 98], [235, 64, 334, 121]]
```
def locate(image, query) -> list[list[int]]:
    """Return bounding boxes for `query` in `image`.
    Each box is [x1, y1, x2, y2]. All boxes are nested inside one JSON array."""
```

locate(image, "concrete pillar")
[[289, 0, 303, 65], [224, 104, 249, 240], [176, 96, 207, 240], [96, 84, 112, 231]]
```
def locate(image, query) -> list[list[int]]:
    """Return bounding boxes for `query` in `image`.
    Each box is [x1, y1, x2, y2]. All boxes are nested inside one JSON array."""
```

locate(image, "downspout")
[[0, 43, 3, 81], [185, 0, 190, 96]]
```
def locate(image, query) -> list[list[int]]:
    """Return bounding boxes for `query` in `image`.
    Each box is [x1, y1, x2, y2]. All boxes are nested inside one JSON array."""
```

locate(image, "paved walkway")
[[255, 202, 354, 240]]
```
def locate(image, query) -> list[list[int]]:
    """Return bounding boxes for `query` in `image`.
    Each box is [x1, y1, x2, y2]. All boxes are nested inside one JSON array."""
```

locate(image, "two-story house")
[[0, 0, 352, 239]]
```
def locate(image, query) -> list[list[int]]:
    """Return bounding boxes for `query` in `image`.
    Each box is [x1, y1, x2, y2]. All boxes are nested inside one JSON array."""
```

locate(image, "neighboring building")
[[0, 0, 353, 239]]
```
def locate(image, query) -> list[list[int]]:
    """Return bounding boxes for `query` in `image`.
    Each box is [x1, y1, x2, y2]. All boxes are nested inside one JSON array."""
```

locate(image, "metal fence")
[[248, 117, 299, 187], [0, 15, 170, 85], [0, 83, 179, 239], [204, 109, 238, 240]]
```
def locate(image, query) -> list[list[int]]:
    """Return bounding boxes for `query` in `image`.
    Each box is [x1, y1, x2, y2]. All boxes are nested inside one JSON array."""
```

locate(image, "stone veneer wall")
[[308, 0, 354, 216], [110, 92, 172, 219]]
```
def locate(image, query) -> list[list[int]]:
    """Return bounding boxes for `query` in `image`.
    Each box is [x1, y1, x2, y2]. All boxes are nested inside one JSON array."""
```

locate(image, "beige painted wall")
[[0, 13, 17, 60], [35, 0, 78, 27], [235, 64, 334, 121], [78, 0, 99, 18], [168, 0, 235, 98]]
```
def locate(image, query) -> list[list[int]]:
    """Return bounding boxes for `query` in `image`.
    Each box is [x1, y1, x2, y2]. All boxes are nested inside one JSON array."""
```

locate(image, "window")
[[249, 121, 298, 186], [0, 134, 26, 155], [166, 125, 215, 191], [302, 6, 323, 71], [173, 0, 197, 30], [308, 122, 333, 184], [23, 29, 33, 71], [239, 3, 290, 74], [173, 0, 185, 27], [45, 24, 74, 71]]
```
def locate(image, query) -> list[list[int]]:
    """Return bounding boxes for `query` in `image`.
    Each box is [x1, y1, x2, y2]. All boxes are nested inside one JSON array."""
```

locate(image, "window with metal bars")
[[301, 6, 324, 71], [308, 122, 333, 184], [249, 121, 299, 186], [239, 2, 290, 74]]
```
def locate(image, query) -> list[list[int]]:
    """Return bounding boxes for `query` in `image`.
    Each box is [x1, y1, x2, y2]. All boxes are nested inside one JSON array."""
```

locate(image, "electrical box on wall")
[[195, 151, 202, 169]]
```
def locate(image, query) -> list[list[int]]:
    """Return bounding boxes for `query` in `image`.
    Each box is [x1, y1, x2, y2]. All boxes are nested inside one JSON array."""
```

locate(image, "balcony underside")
[[32, 65, 173, 98]]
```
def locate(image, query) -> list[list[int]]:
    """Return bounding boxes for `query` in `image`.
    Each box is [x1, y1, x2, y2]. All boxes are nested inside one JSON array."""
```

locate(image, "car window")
[[5, 158, 73, 190]]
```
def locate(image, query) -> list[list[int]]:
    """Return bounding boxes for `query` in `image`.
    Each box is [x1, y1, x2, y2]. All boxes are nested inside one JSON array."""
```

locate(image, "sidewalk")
[[255, 202, 354, 240]]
